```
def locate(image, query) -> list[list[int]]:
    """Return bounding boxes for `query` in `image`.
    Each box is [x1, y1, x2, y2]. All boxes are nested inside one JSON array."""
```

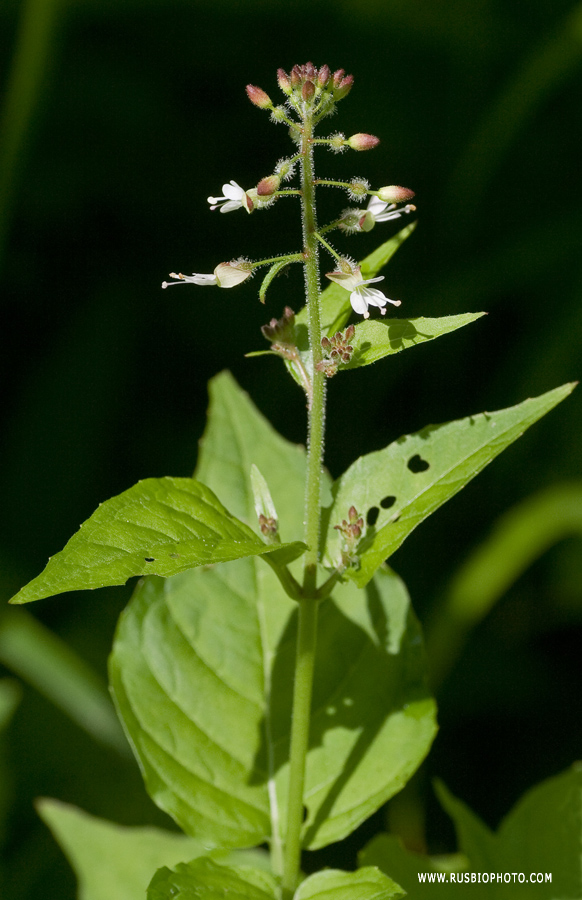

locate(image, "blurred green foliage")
[[1, 0, 581, 895]]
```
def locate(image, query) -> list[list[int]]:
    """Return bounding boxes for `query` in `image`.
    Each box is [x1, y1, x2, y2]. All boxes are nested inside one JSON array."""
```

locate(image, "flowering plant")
[[10, 63, 575, 900]]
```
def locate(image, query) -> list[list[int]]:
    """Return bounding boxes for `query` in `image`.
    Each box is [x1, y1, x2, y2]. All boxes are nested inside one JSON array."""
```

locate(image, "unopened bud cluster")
[[334, 506, 364, 567], [316, 325, 356, 377], [277, 62, 353, 109], [258, 514, 278, 538]]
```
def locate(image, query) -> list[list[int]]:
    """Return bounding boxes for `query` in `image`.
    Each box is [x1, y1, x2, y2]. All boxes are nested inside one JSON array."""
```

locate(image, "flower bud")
[[377, 185, 416, 203], [332, 68, 345, 86], [334, 74, 354, 100], [261, 306, 296, 343], [256, 175, 281, 197], [318, 64, 331, 87], [347, 133, 380, 151], [215, 262, 252, 288], [245, 84, 272, 109], [277, 68, 292, 95], [302, 80, 315, 101]]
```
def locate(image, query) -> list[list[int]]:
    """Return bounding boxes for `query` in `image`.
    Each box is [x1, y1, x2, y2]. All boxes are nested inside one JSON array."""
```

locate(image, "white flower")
[[207, 180, 254, 214], [366, 195, 416, 224], [162, 262, 251, 290], [162, 272, 217, 288], [325, 267, 401, 319]]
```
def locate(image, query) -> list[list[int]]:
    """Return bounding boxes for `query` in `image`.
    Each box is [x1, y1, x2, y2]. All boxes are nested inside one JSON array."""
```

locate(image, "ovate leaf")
[[295, 867, 405, 900], [109, 563, 436, 852], [342, 314, 485, 370], [10, 476, 305, 604], [110, 373, 436, 851], [148, 857, 277, 900], [324, 383, 576, 587]]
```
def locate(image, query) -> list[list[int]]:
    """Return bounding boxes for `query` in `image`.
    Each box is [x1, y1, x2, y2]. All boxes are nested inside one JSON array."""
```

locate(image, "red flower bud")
[[347, 132, 380, 151], [377, 185, 416, 203], [334, 74, 354, 99], [318, 64, 331, 86], [245, 84, 272, 108], [302, 80, 315, 101], [256, 175, 281, 197], [277, 68, 291, 95]]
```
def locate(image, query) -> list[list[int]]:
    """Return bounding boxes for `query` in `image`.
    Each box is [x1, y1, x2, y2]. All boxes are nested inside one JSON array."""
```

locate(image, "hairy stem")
[[281, 110, 326, 899]]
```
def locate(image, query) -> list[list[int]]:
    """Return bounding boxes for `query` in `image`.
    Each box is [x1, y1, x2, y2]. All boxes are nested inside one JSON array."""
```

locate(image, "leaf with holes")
[[342, 314, 485, 370], [323, 383, 576, 587], [10, 477, 305, 605], [280, 224, 417, 388], [148, 857, 278, 900], [109, 373, 436, 852]]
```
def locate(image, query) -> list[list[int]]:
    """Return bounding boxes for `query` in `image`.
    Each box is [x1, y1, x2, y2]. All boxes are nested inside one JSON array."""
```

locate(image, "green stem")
[[252, 252, 303, 269], [281, 598, 319, 899], [281, 111, 327, 900], [313, 179, 352, 189], [314, 231, 342, 262]]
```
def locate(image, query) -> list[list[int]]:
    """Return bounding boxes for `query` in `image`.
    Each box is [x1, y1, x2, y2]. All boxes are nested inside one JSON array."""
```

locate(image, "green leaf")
[[281, 224, 417, 388], [438, 767, 582, 898], [37, 799, 207, 900], [324, 383, 576, 587], [361, 766, 582, 898], [37, 799, 270, 900], [110, 373, 436, 852], [10, 476, 305, 605], [148, 857, 278, 900], [295, 866, 405, 900], [360, 834, 465, 899], [342, 313, 485, 370]]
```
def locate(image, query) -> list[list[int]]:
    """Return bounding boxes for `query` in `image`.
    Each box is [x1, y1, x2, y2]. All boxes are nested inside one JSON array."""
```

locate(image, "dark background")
[[1, 0, 582, 895]]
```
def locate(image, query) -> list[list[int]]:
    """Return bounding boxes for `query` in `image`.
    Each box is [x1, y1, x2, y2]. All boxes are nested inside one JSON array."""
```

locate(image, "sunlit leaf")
[[10, 476, 305, 605], [148, 857, 278, 900], [323, 383, 576, 587], [295, 866, 405, 900], [341, 313, 484, 370]]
